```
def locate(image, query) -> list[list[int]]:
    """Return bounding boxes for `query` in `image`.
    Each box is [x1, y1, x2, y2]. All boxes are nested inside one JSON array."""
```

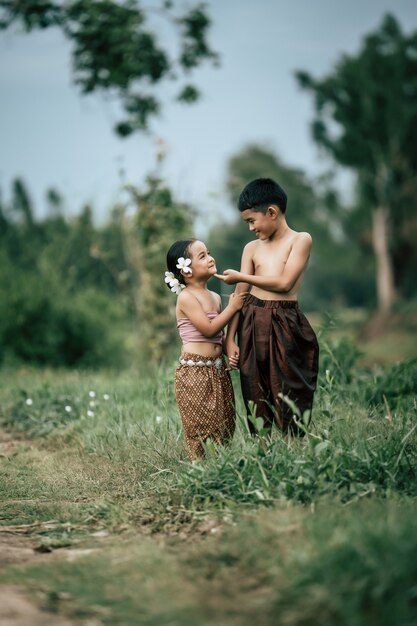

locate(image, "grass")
[[0, 326, 417, 625], [2, 501, 417, 626]]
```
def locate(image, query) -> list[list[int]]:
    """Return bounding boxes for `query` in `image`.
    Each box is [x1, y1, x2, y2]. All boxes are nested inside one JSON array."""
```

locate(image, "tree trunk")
[[371, 205, 396, 313]]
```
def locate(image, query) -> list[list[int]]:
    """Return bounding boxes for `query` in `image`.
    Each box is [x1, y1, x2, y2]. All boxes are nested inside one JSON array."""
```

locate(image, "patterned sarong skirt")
[[175, 352, 236, 460]]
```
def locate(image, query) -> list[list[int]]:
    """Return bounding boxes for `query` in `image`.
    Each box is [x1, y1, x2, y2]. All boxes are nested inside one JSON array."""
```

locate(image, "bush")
[[0, 269, 127, 367]]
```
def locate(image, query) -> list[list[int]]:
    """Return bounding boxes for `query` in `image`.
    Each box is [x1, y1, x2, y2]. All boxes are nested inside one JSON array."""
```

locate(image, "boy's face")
[[241, 206, 278, 240]]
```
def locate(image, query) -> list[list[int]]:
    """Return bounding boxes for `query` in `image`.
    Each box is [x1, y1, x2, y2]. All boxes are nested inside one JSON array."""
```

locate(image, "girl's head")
[[166, 239, 195, 290], [166, 239, 216, 291]]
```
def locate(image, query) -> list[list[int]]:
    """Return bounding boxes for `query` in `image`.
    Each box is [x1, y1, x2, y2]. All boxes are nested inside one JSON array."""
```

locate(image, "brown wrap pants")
[[238, 295, 319, 435]]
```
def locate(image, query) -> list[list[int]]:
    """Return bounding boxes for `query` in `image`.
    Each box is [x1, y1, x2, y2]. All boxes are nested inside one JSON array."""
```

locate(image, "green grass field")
[[1, 322, 417, 625]]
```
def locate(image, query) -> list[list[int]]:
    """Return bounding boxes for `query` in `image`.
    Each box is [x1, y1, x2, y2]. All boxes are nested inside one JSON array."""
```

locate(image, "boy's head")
[[238, 177, 287, 215]]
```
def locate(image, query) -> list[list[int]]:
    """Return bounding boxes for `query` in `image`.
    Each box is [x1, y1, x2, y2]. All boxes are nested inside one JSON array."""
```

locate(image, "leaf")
[[314, 441, 330, 456]]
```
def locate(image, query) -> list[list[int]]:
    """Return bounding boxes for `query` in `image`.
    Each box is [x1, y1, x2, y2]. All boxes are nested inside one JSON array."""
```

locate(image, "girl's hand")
[[228, 291, 246, 312], [215, 270, 241, 285]]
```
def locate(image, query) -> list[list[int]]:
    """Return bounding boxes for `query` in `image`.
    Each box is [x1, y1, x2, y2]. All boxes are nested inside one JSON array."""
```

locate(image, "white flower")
[[87, 410, 94, 417], [25, 398, 33, 406], [165, 271, 175, 284], [155, 415, 163, 423], [89, 391, 96, 398], [103, 394, 110, 401], [65, 405, 72, 412], [164, 271, 185, 295], [170, 278, 185, 295], [89, 400, 96, 407], [176, 257, 192, 274]]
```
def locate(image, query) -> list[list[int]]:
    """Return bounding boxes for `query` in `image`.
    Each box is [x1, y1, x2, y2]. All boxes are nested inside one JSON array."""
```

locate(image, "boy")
[[215, 177, 319, 435]]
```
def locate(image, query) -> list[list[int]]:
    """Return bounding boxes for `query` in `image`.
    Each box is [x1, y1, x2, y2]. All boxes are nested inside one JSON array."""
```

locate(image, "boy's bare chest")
[[252, 242, 293, 275]]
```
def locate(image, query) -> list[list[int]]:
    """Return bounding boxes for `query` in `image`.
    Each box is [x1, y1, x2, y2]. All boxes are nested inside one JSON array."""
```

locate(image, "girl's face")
[[188, 240, 216, 278]]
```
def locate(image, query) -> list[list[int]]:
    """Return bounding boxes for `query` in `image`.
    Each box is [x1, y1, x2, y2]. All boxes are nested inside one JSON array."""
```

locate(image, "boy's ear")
[[267, 205, 279, 219]]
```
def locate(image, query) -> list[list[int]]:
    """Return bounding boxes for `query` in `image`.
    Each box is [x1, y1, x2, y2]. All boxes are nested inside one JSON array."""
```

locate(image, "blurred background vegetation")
[[0, 4, 416, 369]]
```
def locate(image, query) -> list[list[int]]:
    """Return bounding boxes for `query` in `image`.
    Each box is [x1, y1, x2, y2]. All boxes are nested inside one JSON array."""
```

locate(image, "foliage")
[[0, 274, 126, 367], [2, 502, 417, 626], [122, 175, 194, 363], [364, 358, 417, 409], [296, 14, 417, 305], [0, 174, 197, 367], [0, 0, 219, 136], [1, 352, 417, 625], [1, 346, 416, 512], [0, 179, 131, 367]]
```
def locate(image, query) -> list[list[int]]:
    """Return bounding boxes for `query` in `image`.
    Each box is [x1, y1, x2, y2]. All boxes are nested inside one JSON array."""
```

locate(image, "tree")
[[122, 175, 193, 363], [296, 14, 417, 313], [0, 0, 219, 136], [0, 179, 130, 366]]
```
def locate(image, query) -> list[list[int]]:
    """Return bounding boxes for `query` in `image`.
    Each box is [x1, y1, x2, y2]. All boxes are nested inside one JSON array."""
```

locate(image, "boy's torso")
[[248, 232, 305, 301]]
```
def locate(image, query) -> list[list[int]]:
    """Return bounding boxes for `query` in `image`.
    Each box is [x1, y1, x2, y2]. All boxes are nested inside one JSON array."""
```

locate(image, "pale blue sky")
[[1, 0, 416, 233]]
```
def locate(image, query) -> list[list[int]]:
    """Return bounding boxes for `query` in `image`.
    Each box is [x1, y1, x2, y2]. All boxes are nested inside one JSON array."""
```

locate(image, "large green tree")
[[0, 0, 218, 136], [296, 14, 417, 313]]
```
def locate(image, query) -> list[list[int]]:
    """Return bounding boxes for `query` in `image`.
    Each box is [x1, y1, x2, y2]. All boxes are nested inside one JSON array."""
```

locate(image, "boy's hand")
[[215, 270, 241, 285], [226, 341, 240, 370]]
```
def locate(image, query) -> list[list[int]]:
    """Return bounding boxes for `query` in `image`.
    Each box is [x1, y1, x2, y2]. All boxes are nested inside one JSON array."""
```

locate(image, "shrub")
[[0, 269, 127, 367]]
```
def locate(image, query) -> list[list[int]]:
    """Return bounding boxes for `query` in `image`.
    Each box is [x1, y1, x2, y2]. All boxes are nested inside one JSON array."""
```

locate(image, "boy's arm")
[[217, 233, 312, 293]]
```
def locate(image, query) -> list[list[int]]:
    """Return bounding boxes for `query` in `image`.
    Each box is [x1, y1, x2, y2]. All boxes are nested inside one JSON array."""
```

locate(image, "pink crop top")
[[177, 312, 224, 345]]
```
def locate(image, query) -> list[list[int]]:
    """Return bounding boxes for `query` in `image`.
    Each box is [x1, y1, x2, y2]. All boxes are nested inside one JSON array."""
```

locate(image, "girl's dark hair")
[[166, 239, 195, 288]]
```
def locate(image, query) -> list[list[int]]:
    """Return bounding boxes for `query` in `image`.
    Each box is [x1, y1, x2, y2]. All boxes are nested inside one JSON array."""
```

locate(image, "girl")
[[165, 239, 246, 460]]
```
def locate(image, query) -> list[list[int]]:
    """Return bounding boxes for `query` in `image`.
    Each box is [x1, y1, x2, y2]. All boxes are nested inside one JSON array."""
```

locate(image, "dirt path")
[[0, 427, 103, 626]]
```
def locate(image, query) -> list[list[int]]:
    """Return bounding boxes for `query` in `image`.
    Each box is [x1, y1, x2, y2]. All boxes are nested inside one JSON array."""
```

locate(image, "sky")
[[1, 0, 417, 234]]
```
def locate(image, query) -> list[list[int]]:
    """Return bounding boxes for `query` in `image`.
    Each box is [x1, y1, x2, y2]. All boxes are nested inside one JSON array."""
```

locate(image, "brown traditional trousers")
[[175, 352, 236, 460], [238, 295, 319, 435]]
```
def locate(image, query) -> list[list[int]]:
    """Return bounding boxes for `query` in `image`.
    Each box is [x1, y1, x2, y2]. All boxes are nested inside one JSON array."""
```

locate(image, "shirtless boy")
[[216, 177, 319, 435]]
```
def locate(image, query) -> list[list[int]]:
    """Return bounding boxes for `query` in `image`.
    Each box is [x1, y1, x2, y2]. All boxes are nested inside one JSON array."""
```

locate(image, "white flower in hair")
[[170, 279, 185, 295], [176, 257, 192, 274], [164, 270, 185, 295]]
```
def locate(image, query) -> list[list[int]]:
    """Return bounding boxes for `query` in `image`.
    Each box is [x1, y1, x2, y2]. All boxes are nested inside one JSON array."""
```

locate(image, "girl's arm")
[[216, 233, 312, 293], [177, 290, 246, 338]]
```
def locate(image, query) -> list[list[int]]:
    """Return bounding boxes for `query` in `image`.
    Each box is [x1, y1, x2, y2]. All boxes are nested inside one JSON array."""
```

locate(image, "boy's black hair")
[[238, 177, 287, 214], [166, 239, 195, 288]]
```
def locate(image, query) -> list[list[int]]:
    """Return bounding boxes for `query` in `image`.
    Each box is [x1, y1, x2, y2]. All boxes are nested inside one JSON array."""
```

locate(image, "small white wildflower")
[[155, 415, 163, 423], [103, 394, 110, 401], [89, 391, 96, 398], [65, 405, 72, 412], [25, 398, 33, 406], [87, 410, 94, 417], [89, 400, 96, 407]]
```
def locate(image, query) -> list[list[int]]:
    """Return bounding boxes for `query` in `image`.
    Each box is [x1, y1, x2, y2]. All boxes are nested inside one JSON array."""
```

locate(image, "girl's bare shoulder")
[[208, 290, 222, 311]]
